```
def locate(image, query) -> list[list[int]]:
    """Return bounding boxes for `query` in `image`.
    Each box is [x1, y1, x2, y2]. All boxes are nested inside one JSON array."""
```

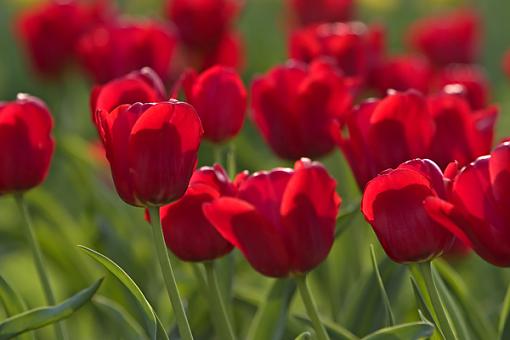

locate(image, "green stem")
[[411, 261, 457, 340], [226, 142, 237, 179], [148, 207, 194, 340], [213, 145, 223, 165], [204, 262, 236, 340], [296, 275, 330, 340], [15, 194, 66, 340]]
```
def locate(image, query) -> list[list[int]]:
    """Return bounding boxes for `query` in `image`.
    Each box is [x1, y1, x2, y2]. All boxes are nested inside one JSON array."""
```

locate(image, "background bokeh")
[[1, 0, 510, 339]]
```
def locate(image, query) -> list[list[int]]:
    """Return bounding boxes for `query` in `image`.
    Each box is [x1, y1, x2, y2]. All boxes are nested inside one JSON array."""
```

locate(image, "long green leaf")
[[247, 279, 297, 340], [369, 245, 395, 326], [499, 282, 510, 340], [295, 331, 313, 340], [293, 314, 359, 340], [335, 203, 360, 239], [0, 276, 33, 340], [94, 295, 147, 340], [0, 278, 102, 339], [78, 245, 168, 340], [361, 321, 434, 340]]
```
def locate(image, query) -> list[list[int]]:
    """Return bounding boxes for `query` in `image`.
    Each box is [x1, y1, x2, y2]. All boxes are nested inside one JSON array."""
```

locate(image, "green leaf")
[[369, 245, 395, 326], [361, 321, 434, 340], [78, 245, 168, 340], [0, 276, 33, 340], [94, 295, 147, 340], [335, 203, 360, 239], [0, 278, 102, 340], [293, 314, 359, 340], [246, 279, 297, 340], [295, 331, 313, 340], [499, 281, 510, 340]]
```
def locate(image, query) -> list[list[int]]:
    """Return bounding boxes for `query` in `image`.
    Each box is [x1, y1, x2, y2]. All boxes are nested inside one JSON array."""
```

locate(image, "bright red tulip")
[[369, 55, 432, 95], [362, 159, 456, 263], [204, 158, 341, 277], [426, 142, 510, 267], [0, 94, 54, 194], [289, 22, 384, 80], [16, 0, 112, 76], [166, 0, 241, 49], [76, 20, 177, 84], [90, 67, 166, 124], [160, 164, 234, 262], [251, 58, 355, 159], [182, 66, 246, 142], [95, 100, 203, 206], [408, 9, 480, 66], [437, 64, 489, 110], [288, 0, 354, 26]]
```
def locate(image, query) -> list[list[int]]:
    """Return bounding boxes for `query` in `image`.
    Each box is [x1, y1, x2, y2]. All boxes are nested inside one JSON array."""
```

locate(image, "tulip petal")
[[489, 142, 510, 207]]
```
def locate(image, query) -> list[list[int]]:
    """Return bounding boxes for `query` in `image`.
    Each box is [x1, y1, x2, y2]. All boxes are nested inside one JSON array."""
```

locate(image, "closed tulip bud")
[[0, 94, 54, 194], [426, 142, 510, 267], [437, 64, 489, 110], [182, 66, 246, 143], [408, 9, 480, 66], [160, 164, 234, 262], [204, 158, 341, 277], [95, 100, 203, 206], [288, 0, 354, 27], [251, 58, 355, 160], [76, 20, 177, 84], [362, 159, 456, 263]]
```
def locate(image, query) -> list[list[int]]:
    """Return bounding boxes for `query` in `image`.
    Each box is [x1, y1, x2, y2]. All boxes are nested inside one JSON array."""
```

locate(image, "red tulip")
[[160, 164, 234, 262], [426, 142, 510, 267], [76, 20, 177, 84], [437, 64, 489, 110], [166, 0, 241, 49], [95, 100, 203, 206], [408, 9, 480, 66], [16, 0, 112, 76], [204, 158, 341, 277], [198, 32, 244, 70], [362, 159, 456, 263], [251, 58, 355, 159], [182, 66, 246, 143], [289, 22, 384, 80], [369, 55, 432, 95], [0, 94, 54, 194], [288, 0, 354, 26], [90, 67, 166, 124]]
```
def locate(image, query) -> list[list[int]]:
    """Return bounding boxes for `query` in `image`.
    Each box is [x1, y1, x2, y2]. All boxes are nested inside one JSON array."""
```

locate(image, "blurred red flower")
[[0, 94, 54, 194], [204, 158, 341, 277], [251, 58, 355, 160], [287, 0, 354, 27]]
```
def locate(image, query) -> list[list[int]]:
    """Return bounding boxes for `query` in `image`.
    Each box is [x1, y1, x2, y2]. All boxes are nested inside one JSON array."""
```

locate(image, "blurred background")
[[1, 0, 510, 339]]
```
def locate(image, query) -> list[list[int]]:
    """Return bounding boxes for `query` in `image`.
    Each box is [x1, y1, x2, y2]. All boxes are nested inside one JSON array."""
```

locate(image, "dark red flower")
[[166, 0, 241, 49], [369, 55, 432, 96], [251, 58, 355, 160], [76, 20, 177, 84], [426, 142, 510, 267], [288, 0, 354, 27], [16, 0, 112, 76], [160, 164, 234, 262], [289, 22, 384, 80], [95, 100, 203, 206], [408, 9, 480, 66], [436, 64, 489, 110], [362, 159, 456, 263], [90, 67, 166, 124], [204, 158, 341, 277], [0, 94, 54, 194], [182, 66, 246, 143]]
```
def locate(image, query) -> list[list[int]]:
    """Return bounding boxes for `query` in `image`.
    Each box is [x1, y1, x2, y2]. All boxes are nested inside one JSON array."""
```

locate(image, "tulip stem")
[[227, 142, 236, 179], [411, 261, 458, 340], [14, 194, 66, 340], [148, 206, 194, 340], [296, 275, 330, 340], [204, 261, 236, 340], [214, 145, 223, 164]]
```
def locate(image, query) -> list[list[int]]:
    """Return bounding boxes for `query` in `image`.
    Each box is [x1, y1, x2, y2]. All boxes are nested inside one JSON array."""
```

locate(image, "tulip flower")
[[369, 55, 432, 95], [408, 9, 480, 66], [426, 142, 510, 267], [289, 22, 384, 80], [437, 64, 489, 110], [288, 0, 354, 27], [16, 0, 112, 76], [76, 20, 177, 83], [95, 100, 202, 207], [160, 164, 234, 262], [0, 94, 54, 194], [251, 58, 355, 160], [182, 66, 246, 143], [90, 67, 166, 124]]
